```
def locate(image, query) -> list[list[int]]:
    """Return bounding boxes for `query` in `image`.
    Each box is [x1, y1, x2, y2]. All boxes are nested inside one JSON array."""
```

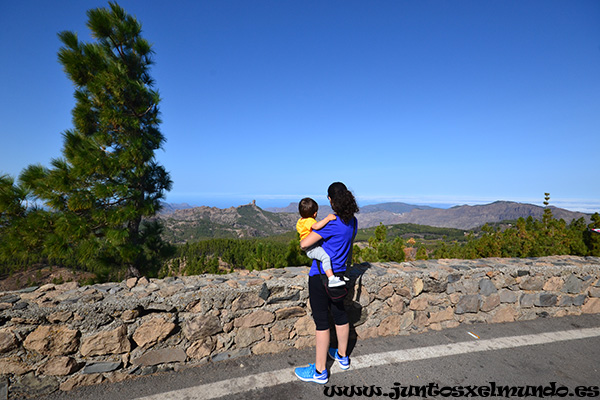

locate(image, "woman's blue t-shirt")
[[309, 217, 357, 276]]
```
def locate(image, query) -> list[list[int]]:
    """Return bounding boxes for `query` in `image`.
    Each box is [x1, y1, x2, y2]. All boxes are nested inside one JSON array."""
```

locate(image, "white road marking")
[[134, 327, 600, 400]]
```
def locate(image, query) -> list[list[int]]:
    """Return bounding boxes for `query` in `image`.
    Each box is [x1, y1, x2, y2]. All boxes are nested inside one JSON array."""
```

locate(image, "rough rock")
[[455, 295, 480, 314], [275, 306, 305, 320], [582, 298, 600, 314], [23, 325, 79, 356], [133, 348, 187, 366], [0, 329, 18, 354], [82, 361, 121, 374], [80, 325, 130, 357], [182, 315, 222, 341], [132, 317, 176, 348], [234, 310, 275, 328], [186, 338, 215, 359], [479, 279, 497, 296], [38, 356, 80, 376]]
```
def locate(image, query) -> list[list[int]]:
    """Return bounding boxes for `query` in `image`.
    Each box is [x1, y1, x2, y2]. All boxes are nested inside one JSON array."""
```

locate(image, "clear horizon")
[[2, 1, 599, 215]]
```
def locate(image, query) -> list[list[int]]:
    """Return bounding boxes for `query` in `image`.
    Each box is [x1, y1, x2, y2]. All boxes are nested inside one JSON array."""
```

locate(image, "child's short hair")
[[299, 197, 318, 218]]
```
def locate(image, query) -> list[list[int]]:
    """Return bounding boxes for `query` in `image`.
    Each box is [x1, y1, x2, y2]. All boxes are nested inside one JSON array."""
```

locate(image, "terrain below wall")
[[1, 255, 600, 398]]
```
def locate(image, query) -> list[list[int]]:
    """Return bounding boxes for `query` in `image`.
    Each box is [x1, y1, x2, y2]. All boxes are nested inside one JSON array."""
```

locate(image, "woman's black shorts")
[[308, 274, 348, 331]]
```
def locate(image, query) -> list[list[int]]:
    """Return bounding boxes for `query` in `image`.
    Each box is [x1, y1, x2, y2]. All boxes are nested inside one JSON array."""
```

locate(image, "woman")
[[294, 182, 359, 384]]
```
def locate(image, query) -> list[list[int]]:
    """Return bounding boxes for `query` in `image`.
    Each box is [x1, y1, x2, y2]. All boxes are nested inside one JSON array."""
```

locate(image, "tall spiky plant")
[[20, 2, 171, 277]]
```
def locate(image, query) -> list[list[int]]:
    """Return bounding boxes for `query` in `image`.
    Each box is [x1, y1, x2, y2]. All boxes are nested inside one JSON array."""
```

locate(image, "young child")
[[296, 197, 345, 287]]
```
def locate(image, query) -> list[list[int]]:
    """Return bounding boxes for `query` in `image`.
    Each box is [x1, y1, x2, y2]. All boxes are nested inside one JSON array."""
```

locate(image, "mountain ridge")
[[158, 200, 592, 242]]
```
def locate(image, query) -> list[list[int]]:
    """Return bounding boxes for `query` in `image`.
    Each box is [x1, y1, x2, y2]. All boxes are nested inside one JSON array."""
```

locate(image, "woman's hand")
[[300, 231, 323, 250]]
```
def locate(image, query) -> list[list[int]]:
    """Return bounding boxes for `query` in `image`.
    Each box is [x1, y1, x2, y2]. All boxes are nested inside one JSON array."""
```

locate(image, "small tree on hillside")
[[20, 2, 171, 278]]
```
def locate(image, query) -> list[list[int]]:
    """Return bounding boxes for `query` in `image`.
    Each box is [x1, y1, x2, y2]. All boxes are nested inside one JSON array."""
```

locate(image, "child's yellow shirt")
[[296, 217, 316, 240]]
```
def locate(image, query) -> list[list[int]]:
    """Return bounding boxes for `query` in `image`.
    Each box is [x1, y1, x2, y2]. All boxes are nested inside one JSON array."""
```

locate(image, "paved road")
[[39, 314, 600, 400]]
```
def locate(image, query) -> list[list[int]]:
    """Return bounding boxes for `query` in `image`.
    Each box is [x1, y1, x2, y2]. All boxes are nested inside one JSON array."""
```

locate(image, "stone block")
[[121, 309, 141, 322], [132, 317, 176, 348], [231, 292, 265, 312], [0, 357, 31, 375], [479, 279, 497, 296], [275, 306, 305, 320], [378, 315, 401, 336], [234, 310, 275, 328], [0, 329, 17, 354], [589, 287, 600, 298], [562, 274, 583, 294], [38, 356, 79, 376], [183, 315, 222, 341], [80, 325, 130, 357], [270, 321, 292, 342], [235, 327, 264, 347], [386, 294, 405, 312], [455, 295, 480, 314], [519, 276, 545, 291], [499, 289, 517, 304], [23, 325, 80, 356], [133, 348, 186, 366], [186, 338, 215, 359], [399, 311, 415, 330], [543, 276, 564, 291], [375, 284, 395, 300], [462, 280, 479, 295], [449, 293, 461, 304], [558, 295, 573, 307], [82, 361, 121, 374], [491, 306, 516, 323], [293, 315, 315, 337], [423, 277, 447, 293], [582, 298, 600, 314], [573, 295, 586, 306], [47, 311, 73, 323], [534, 293, 557, 307], [427, 307, 454, 324], [126, 277, 138, 288], [409, 295, 429, 311], [481, 294, 501, 312], [412, 278, 424, 296], [519, 293, 536, 308], [394, 285, 411, 298]]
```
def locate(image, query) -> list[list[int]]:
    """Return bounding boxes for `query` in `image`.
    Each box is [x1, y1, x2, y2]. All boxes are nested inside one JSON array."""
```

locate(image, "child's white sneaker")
[[328, 276, 345, 287]]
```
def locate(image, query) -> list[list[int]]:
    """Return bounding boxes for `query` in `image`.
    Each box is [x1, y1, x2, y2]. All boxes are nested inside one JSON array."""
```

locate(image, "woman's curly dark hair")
[[327, 182, 359, 223]]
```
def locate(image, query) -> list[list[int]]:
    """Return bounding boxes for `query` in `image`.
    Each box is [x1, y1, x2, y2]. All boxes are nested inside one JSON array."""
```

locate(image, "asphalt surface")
[[38, 313, 600, 400]]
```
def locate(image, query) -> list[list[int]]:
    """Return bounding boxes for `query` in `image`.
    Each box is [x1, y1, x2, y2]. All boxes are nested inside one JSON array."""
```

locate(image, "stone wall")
[[1, 255, 600, 398]]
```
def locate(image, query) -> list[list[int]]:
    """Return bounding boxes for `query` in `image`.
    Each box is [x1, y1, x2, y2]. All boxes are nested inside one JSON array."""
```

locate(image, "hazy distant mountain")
[[158, 200, 591, 243], [267, 200, 590, 230], [157, 202, 297, 243], [386, 201, 591, 230]]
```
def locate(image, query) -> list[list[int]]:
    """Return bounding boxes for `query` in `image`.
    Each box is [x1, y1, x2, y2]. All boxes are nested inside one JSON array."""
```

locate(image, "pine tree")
[[19, 3, 171, 277]]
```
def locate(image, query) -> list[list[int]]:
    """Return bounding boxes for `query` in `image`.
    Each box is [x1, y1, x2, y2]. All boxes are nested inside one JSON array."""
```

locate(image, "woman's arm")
[[300, 231, 323, 250]]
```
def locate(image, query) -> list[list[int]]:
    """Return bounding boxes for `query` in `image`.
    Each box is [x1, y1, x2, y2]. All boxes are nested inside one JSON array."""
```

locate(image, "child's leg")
[[305, 246, 333, 275]]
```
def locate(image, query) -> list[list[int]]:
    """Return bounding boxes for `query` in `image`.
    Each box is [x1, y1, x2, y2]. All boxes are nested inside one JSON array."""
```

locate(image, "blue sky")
[[1, 1, 599, 212]]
